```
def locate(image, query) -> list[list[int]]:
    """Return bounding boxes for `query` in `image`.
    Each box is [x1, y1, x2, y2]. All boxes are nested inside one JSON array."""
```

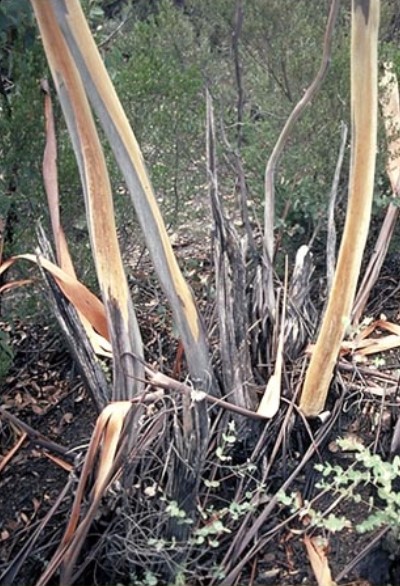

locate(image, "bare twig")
[[216, 397, 344, 585], [263, 0, 340, 317], [335, 526, 390, 583], [352, 203, 400, 323], [232, 0, 245, 150], [98, 9, 133, 50], [219, 3, 258, 251], [0, 478, 73, 586], [143, 362, 265, 421], [0, 432, 27, 473], [0, 408, 71, 457], [206, 90, 257, 411], [326, 121, 348, 292]]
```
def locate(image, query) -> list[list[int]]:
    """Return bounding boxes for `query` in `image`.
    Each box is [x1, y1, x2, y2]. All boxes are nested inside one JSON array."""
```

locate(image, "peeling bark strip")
[[45, 0, 217, 396], [31, 1, 145, 400], [300, 0, 380, 417], [355, 0, 370, 24]]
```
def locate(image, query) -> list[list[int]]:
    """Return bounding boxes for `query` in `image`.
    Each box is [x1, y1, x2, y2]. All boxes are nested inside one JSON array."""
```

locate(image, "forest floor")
[[1, 211, 400, 585]]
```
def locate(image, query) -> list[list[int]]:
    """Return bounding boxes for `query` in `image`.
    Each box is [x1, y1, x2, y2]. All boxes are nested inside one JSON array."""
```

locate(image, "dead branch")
[[37, 224, 110, 411], [263, 0, 341, 317], [206, 90, 257, 411], [326, 121, 348, 292]]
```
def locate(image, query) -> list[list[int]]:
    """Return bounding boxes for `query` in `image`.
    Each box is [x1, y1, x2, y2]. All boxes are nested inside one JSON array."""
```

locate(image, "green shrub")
[[278, 438, 400, 537]]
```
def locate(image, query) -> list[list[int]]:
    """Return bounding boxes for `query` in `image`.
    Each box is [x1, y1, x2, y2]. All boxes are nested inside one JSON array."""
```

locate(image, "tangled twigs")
[[141, 361, 267, 421]]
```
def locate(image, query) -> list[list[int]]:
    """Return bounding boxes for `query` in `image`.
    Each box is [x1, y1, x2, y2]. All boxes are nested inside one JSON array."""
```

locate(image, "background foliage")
[[1, 0, 400, 309]]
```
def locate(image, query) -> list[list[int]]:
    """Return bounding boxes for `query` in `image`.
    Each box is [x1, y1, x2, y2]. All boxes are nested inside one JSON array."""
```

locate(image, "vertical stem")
[[300, 0, 380, 417]]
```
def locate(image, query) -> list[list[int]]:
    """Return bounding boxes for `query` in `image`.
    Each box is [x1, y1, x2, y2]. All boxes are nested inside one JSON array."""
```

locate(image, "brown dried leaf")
[[32, 498, 41, 513], [44, 452, 73, 473], [19, 512, 29, 525], [304, 535, 336, 586], [0, 255, 108, 341], [355, 335, 400, 356]]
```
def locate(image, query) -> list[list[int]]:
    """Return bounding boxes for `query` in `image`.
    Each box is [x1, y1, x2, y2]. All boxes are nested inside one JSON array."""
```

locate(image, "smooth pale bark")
[[352, 63, 400, 323], [300, 0, 380, 417]]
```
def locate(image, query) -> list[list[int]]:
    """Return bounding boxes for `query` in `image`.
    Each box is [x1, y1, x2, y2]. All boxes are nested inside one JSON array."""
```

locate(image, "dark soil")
[[0, 319, 97, 584], [1, 258, 400, 586]]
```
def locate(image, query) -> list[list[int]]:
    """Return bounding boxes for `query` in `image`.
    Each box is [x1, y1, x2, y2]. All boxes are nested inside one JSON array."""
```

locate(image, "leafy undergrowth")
[[1, 256, 400, 586]]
